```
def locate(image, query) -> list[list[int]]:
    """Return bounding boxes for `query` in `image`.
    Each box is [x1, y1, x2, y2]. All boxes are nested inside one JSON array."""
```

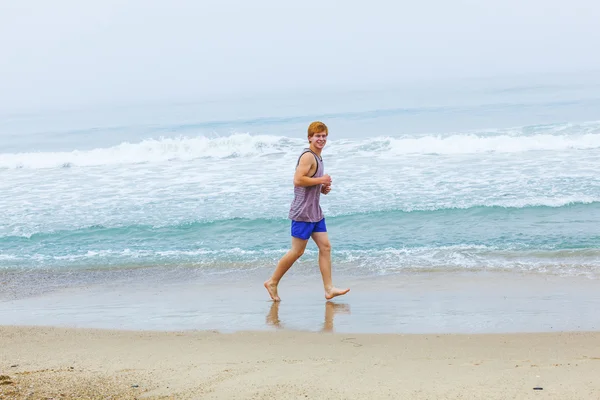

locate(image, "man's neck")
[[309, 144, 322, 157]]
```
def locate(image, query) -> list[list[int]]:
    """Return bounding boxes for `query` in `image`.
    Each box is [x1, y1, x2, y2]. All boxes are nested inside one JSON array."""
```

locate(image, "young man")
[[264, 121, 350, 302]]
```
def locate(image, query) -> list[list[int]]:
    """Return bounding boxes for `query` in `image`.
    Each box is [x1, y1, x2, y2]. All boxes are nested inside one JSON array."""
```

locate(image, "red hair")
[[307, 121, 328, 143]]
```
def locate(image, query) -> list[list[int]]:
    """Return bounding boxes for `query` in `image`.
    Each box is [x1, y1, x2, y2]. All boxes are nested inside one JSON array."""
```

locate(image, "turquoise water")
[[1, 204, 600, 275], [1, 80, 600, 277]]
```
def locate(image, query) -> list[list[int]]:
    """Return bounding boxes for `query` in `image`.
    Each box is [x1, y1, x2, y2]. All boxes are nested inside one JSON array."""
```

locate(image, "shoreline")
[[2, 326, 600, 399], [1, 270, 599, 334]]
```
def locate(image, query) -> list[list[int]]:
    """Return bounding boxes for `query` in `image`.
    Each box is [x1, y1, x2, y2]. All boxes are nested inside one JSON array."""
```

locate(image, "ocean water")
[[2, 79, 600, 282]]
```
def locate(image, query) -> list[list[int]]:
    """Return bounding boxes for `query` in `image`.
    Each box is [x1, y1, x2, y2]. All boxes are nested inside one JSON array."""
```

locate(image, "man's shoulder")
[[299, 151, 317, 163]]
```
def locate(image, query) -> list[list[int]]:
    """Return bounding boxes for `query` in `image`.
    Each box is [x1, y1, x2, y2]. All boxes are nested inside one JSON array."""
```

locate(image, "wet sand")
[[0, 270, 598, 333]]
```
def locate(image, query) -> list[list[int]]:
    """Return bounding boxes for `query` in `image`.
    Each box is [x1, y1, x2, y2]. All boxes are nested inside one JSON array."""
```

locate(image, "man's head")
[[307, 121, 328, 146]]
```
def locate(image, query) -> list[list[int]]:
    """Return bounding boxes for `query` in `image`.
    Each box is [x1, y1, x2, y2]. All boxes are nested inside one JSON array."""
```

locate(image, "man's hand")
[[321, 184, 331, 195], [320, 174, 332, 185]]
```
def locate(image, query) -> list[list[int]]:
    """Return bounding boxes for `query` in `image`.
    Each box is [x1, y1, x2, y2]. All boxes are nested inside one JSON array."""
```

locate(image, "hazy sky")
[[1, 0, 599, 111]]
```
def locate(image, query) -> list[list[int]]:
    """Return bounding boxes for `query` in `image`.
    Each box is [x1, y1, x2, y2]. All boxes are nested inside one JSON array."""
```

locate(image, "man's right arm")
[[293, 153, 330, 187]]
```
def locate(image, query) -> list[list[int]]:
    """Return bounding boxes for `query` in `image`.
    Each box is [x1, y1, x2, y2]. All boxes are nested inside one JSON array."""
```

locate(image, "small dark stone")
[[10, 365, 17, 368], [533, 387, 543, 390], [131, 384, 139, 388]]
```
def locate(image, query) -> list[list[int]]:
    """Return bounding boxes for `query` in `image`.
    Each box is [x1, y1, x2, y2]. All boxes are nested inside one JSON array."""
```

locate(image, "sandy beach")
[[1, 326, 599, 399], [2, 270, 600, 399], [2, 271, 599, 399]]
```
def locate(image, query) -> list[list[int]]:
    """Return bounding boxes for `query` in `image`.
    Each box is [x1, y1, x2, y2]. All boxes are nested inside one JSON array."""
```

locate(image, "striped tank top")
[[288, 148, 324, 222]]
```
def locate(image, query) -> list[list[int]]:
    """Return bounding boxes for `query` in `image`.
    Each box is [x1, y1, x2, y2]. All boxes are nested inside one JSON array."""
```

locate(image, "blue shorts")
[[291, 218, 327, 240]]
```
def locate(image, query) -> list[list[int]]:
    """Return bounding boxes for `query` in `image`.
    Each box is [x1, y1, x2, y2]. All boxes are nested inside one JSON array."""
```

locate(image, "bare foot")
[[264, 279, 281, 301], [325, 287, 350, 300]]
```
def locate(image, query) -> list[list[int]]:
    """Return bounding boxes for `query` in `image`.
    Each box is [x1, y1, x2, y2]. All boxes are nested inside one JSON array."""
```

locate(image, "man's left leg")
[[311, 231, 350, 300]]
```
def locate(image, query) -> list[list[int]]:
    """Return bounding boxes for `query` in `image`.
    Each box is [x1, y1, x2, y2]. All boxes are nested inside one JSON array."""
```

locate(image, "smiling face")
[[307, 121, 329, 151], [309, 131, 328, 150]]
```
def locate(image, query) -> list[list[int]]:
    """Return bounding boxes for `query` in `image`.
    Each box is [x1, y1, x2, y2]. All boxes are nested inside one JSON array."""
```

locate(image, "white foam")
[[2, 246, 599, 278], [0, 134, 295, 169], [386, 133, 600, 155], [332, 246, 600, 277], [2, 126, 600, 169]]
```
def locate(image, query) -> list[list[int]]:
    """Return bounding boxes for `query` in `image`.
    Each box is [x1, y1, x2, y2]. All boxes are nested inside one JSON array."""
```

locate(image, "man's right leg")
[[264, 237, 308, 301], [311, 231, 350, 300]]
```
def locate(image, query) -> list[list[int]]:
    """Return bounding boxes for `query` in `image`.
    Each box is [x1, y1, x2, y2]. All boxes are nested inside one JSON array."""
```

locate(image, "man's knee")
[[291, 248, 305, 259], [318, 242, 331, 253]]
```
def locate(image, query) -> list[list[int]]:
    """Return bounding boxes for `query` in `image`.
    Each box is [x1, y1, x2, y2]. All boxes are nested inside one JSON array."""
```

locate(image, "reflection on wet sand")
[[266, 301, 351, 332], [266, 301, 282, 328]]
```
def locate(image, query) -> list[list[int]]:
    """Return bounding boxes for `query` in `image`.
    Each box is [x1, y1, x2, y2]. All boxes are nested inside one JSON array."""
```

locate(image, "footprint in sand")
[[341, 337, 362, 347]]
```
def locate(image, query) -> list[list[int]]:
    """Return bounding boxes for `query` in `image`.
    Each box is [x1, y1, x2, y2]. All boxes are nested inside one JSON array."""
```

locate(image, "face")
[[309, 131, 328, 149]]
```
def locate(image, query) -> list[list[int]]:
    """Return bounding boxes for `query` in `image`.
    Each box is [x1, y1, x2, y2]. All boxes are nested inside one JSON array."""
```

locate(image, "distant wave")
[[1, 121, 600, 169], [0, 134, 295, 169], [385, 132, 600, 155]]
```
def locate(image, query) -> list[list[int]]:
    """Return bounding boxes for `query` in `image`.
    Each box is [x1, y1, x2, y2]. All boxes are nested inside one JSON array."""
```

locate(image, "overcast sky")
[[1, 0, 599, 111]]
